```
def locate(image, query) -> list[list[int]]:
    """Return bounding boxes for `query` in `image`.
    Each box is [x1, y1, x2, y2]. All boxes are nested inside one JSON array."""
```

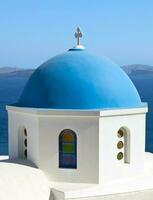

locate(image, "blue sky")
[[0, 0, 153, 68]]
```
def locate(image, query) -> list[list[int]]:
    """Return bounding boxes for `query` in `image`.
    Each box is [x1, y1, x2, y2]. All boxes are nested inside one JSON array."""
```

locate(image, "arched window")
[[18, 127, 27, 159], [59, 129, 77, 169], [117, 127, 130, 163], [24, 128, 27, 158]]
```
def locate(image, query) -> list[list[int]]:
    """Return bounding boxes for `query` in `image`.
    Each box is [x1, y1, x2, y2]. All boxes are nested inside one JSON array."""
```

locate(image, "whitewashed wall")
[[7, 109, 39, 166], [7, 107, 100, 183], [99, 109, 147, 183], [7, 106, 147, 185], [38, 115, 99, 183]]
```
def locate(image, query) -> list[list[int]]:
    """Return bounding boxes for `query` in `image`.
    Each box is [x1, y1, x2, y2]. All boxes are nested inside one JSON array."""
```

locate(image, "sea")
[[0, 71, 153, 155], [0, 75, 28, 154]]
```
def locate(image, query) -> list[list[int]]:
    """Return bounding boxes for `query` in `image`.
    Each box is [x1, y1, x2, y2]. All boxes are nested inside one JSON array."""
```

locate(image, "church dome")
[[16, 47, 142, 110]]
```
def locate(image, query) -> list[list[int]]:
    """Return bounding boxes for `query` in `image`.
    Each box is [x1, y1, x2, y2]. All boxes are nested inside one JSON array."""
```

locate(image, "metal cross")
[[75, 27, 83, 46]]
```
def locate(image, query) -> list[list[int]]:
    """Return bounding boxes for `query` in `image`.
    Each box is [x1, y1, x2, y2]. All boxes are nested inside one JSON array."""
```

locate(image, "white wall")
[[99, 111, 147, 183], [7, 107, 100, 183], [7, 109, 39, 166], [7, 106, 147, 185], [38, 115, 99, 183]]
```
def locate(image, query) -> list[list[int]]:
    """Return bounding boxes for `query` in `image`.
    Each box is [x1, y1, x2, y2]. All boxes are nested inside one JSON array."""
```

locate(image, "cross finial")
[[75, 27, 83, 46]]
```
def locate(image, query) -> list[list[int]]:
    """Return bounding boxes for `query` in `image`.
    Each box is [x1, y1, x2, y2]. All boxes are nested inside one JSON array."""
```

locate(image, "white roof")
[[0, 156, 50, 200]]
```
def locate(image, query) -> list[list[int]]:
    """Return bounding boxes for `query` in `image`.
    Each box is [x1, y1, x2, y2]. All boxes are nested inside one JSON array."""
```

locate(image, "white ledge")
[[6, 105, 148, 117]]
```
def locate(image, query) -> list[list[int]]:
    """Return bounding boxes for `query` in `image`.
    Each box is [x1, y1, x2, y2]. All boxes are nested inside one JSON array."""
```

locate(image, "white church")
[[2, 28, 153, 200]]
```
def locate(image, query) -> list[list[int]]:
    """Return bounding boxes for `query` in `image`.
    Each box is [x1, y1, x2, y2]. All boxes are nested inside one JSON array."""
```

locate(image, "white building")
[[6, 28, 151, 199]]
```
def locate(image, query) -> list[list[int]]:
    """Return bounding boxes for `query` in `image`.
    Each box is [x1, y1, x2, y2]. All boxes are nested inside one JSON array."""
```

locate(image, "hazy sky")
[[1, 0, 153, 68]]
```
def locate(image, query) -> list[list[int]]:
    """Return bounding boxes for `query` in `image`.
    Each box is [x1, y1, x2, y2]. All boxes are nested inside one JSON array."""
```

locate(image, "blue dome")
[[16, 48, 142, 109]]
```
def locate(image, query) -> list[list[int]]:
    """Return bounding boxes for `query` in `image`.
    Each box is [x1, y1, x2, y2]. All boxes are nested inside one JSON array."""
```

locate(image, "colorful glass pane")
[[63, 133, 74, 142], [117, 129, 124, 138], [117, 152, 123, 160], [117, 141, 124, 149], [62, 143, 74, 153], [63, 154, 74, 163]]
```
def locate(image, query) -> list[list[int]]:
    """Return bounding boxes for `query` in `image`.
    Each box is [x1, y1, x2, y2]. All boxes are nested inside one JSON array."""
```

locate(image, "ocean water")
[[0, 72, 153, 155], [0, 76, 28, 154], [130, 73, 153, 153]]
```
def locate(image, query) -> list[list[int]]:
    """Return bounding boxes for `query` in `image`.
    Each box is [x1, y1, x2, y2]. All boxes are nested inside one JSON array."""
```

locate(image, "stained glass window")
[[117, 152, 123, 160], [117, 141, 124, 149], [59, 129, 77, 169], [117, 127, 130, 163], [117, 129, 123, 138]]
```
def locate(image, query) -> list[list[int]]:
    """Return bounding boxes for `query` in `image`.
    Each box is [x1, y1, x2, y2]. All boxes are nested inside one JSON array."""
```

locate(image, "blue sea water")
[[0, 72, 153, 155], [0, 76, 28, 155], [130, 73, 153, 153]]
